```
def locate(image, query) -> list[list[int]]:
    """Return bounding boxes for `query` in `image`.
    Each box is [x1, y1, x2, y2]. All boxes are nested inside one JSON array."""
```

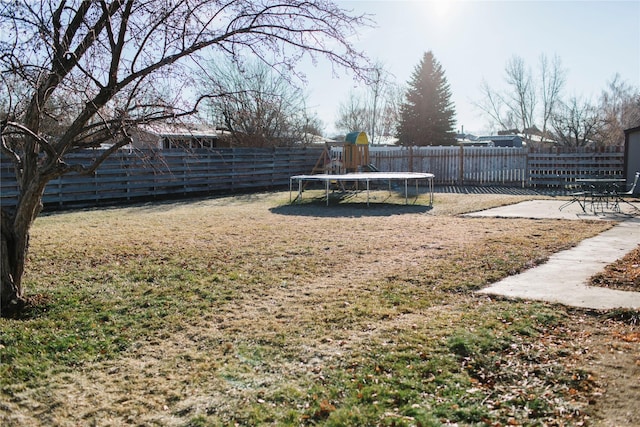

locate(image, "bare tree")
[[0, 0, 371, 317], [335, 63, 402, 143], [551, 97, 600, 147], [376, 82, 404, 143], [477, 55, 535, 136], [198, 59, 313, 147], [367, 63, 403, 144], [596, 74, 640, 146], [477, 54, 565, 142], [504, 56, 536, 139], [539, 54, 565, 140], [477, 79, 514, 131], [335, 91, 370, 135]]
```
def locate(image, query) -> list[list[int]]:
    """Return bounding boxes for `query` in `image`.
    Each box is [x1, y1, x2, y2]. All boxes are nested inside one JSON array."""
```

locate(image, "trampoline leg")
[[405, 179, 408, 204], [430, 178, 433, 206], [366, 179, 370, 206], [326, 179, 329, 206]]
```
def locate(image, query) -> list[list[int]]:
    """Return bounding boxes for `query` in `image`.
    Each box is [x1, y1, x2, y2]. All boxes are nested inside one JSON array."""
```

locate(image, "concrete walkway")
[[467, 200, 640, 310]]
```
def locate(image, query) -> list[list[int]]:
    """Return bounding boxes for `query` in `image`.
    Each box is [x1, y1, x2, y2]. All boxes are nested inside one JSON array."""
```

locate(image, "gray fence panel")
[[527, 147, 624, 187], [369, 146, 527, 185], [0, 145, 627, 210], [1, 147, 323, 210]]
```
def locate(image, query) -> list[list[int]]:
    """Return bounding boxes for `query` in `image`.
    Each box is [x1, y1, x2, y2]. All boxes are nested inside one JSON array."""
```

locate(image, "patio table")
[[575, 178, 626, 213]]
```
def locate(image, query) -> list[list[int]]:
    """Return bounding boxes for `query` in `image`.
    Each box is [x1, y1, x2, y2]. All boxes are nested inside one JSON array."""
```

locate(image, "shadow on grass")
[[270, 199, 432, 218]]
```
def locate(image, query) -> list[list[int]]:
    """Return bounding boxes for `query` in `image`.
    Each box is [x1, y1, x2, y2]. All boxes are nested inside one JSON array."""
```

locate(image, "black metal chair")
[[620, 172, 639, 197], [615, 172, 640, 213], [589, 181, 613, 213], [559, 183, 588, 213]]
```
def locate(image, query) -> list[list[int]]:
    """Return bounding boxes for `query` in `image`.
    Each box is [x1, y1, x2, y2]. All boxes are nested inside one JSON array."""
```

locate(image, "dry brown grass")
[[591, 247, 640, 292], [1, 191, 638, 426]]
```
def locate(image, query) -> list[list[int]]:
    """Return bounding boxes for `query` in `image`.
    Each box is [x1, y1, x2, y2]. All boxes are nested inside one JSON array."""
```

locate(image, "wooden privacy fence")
[[368, 146, 625, 187], [527, 147, 626, 187], [0, 147, 322, 209], [0, 145, 627, 210], [369, 146, 529, 186]]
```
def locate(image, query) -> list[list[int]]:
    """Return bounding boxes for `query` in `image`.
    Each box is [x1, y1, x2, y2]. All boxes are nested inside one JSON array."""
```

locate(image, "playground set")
[[310, 131, 378, 174]]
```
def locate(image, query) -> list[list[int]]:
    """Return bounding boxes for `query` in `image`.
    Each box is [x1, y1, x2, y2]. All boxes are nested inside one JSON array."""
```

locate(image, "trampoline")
[[289, 172, 435, 206]]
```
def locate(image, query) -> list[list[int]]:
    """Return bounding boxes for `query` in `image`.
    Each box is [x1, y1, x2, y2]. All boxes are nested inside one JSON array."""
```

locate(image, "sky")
[[299, 0, 640, 137]]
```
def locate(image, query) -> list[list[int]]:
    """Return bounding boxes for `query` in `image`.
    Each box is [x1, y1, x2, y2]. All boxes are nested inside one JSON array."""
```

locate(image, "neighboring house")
[[128, 123, 229, 150], [126, 124, 328, 149], [456, 134, 493, 147], [456, 133, 519, 147], [456, 128, 558, 148], [477, 134, 523, 147], [297, 133, 333, 145]]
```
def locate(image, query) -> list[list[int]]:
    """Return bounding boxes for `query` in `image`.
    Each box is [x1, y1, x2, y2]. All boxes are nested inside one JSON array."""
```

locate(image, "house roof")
[[624, 125, 640, 135], [477, 135, 522, 142], [140, 122, 225, 138]]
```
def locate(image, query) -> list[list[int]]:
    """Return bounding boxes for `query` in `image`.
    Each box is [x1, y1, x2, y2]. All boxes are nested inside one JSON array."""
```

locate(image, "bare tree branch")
[[1, 0, 373, 315]]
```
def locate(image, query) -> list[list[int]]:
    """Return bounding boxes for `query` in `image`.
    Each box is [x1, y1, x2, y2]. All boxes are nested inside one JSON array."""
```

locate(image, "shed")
[[624, 126, 640, 186]]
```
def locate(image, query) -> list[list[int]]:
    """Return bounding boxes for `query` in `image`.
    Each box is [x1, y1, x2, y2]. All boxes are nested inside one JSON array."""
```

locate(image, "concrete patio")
[[467, 199, 640, 310]]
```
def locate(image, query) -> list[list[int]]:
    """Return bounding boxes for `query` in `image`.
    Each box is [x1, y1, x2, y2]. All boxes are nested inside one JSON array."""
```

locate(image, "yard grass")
[[1, 191, 637, 426]]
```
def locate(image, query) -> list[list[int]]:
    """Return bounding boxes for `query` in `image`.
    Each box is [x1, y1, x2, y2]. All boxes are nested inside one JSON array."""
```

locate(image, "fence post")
[[409, 146, 414, 172], [458, 145, 464, 185], [523, 147, 529, 188]]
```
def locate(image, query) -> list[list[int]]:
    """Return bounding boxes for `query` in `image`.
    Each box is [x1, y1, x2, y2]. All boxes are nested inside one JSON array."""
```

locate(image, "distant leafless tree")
[[335, 63, 401, 143], [551, 97, 600, 147], [477, 79, 517, 131], [477, 55, 535, 136], [539, 54, 566, 140], [199, 59, 313, 147], [335, 91, 370, 135], [0, 0, 371, 317], [505, 56, 536, 138], [595, 74, 640, 146], [369, 64, 404, 144], [477, 54, 565, 141]]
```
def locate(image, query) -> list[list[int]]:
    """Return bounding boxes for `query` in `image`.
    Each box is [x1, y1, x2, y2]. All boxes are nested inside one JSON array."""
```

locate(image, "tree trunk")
[[1, 209, 27, 317], [1, 178, 46, 318]]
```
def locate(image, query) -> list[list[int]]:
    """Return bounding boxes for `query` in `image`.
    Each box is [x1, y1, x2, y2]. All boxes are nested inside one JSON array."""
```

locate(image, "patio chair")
[[620, 172, 639, 197], [559, 186, 588, 213], [612, 172, 640, 213], [616, 172, 640, 211], [588, 183, 610, 213]]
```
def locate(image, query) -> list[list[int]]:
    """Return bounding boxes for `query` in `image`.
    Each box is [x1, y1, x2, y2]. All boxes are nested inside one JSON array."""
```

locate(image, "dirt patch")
[[587, 246, 640, 426], [581, 315, 640, 426], [591, 246, 640, 292]]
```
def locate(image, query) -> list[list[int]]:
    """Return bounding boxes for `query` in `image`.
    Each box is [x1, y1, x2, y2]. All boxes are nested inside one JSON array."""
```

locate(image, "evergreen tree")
[[397, 51, 456, 146]]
